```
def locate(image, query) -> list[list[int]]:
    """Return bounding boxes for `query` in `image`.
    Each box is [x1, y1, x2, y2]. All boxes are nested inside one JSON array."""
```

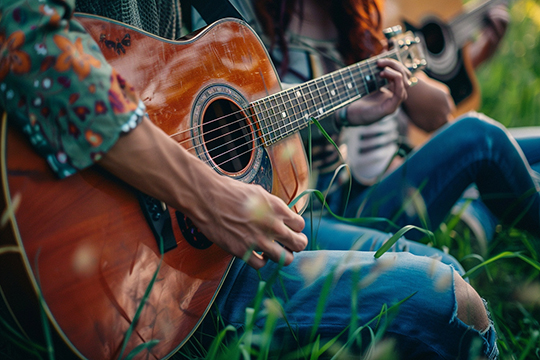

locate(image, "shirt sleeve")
[[0, 0, 145, 178]]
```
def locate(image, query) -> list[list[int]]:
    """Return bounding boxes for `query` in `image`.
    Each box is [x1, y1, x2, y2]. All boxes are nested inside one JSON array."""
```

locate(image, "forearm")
[[98, 118, 224, 220], [468, 5, 509, 69]]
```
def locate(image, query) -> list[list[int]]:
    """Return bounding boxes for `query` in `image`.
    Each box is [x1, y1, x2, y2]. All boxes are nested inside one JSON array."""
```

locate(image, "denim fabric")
[[319, 114, 540, 239], [458, 130, 540, 242], [197, 114, 523, 359], [210, 245, 497, 359], [303, 216, 466, 275], [201, 216, 499, 359]]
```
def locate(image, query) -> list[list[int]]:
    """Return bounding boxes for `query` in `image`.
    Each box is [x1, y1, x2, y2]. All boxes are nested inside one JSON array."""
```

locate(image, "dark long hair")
[[253, 0, 385, 74]]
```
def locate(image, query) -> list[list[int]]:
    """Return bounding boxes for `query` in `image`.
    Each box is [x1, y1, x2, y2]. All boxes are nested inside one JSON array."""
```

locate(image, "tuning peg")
[[383, 25, 403, 40]]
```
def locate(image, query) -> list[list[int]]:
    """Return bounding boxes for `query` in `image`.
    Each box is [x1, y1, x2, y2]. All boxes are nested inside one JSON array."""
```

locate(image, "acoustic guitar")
[[383, 0, 506, 147], [384, 0, 506, 113], [0, 15, 424, 359]]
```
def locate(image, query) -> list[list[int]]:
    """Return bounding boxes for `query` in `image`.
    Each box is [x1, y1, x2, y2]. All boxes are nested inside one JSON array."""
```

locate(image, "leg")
[[346, 113, 540, 238], [303, 215, 466, 274], [453, 129, 540, 245], [208, 251, 497, 359]]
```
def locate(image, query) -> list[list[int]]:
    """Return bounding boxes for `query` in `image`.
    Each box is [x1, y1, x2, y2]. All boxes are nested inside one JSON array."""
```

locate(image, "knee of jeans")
[[456, 113, 510, 149], [453, 273, 490, 332]]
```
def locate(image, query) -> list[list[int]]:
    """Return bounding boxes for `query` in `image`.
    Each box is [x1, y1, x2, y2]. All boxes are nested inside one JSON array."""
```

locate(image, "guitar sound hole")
[[422, 22, 445, 55], [202, 99, 253, 173]]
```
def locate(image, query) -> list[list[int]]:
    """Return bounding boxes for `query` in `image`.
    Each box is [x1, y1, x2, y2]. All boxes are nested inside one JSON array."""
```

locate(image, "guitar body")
[[0, 16, 308, 360]]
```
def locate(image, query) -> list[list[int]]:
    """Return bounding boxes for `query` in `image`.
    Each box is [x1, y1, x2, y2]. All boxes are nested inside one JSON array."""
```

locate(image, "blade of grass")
[[462, 251, 540, 278]]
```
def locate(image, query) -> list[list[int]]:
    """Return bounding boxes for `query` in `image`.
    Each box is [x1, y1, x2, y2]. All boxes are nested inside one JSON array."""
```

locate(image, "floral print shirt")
[[0, 0, 145, 178]]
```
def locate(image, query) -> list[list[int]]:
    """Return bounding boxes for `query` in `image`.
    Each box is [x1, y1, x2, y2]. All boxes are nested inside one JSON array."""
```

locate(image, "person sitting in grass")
[[0, 0, 516, 358]]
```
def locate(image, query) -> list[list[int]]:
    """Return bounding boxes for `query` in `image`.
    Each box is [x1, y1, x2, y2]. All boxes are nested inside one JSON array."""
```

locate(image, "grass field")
[[1, 1, 539, 359]]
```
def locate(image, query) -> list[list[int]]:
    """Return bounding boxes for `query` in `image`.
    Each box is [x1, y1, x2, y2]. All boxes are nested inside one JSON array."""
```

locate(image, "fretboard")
[[251, 50, 400, 146]]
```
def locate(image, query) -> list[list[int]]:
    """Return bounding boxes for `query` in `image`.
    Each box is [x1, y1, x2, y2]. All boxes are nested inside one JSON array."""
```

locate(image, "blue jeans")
[[195, 115, 513, 359], [456, 128, 540, 242], [199, 217, 498, 359], [321, 113, 540, 239]]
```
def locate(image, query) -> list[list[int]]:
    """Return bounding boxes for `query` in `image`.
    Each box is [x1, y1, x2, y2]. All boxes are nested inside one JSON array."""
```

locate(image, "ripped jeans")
[[205, 221, 498, 359], [195, 115, 514, 359]]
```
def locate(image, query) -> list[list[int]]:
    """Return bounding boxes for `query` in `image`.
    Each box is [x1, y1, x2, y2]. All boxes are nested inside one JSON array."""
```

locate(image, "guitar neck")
[[252, 50, 399, 146], [449, 0, 506, 47]]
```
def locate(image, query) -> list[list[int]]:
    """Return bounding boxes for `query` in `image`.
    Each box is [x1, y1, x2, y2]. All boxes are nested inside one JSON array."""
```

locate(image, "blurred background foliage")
[[477, 0, 540, 127]]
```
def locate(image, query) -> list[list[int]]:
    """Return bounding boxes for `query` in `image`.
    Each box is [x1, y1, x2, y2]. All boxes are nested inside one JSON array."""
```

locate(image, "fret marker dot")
[[366, 75, 371, 81], [331, 90, 336, 96], [347, 83, 353, 89], [296, 91, 302, 98], [282, 112, 287, 118], [318, 108, 324, 115]]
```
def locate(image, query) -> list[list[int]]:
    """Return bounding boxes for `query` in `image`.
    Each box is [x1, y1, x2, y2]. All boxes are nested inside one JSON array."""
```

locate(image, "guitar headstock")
[[384, 26, 427, 73]]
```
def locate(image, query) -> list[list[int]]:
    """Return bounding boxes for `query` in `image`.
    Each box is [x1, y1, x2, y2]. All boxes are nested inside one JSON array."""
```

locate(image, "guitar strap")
[[184, 0, 245, 25]]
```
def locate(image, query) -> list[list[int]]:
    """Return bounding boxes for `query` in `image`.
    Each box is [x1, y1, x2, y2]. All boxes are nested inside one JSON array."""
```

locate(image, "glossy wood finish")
[[78, 14, 309, 212], [1, 16, 309, 360]]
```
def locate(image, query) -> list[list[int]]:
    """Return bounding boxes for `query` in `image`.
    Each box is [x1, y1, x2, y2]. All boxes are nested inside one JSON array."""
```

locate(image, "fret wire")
[[284, 91, 296, 133], [261, 70, 367, 142], [329, 72, 342, 110], [337, 69, 351, 101], [298, 83, 311, 125], [288, 89, 303, 132], [269, 94, 280, 140], [336, 69, 352, 106], [368, 58, 379, 92], [321, 76, 335, 115], [209, 66, 372, 158], [312, 79, 327, 118], [357, 62, 370, 95], [252, 103, 267, 142], [175, 48, 401, 151], [275, 92, 285, 138], [258, 98, 269, 142], [346, 66, 361, 98], [290, 88, 301, 129]]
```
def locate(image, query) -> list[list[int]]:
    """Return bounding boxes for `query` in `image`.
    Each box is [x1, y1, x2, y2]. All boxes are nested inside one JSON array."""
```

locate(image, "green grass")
[[2, 1, 540, 359], [476, 0, 540, 127]]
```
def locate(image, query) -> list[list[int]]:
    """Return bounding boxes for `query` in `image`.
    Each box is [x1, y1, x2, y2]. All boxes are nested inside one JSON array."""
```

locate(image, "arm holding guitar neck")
[[468, 4, 510, 69], [98, 117, 307, 270]]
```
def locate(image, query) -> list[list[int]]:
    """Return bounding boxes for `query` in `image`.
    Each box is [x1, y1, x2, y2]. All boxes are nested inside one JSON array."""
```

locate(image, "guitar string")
[[168, 53, 391, 147], [201, 58, 390, 171], [171, 53, 395, 171], [189, 60, 382, 162], [170, 50, 398, 155]]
